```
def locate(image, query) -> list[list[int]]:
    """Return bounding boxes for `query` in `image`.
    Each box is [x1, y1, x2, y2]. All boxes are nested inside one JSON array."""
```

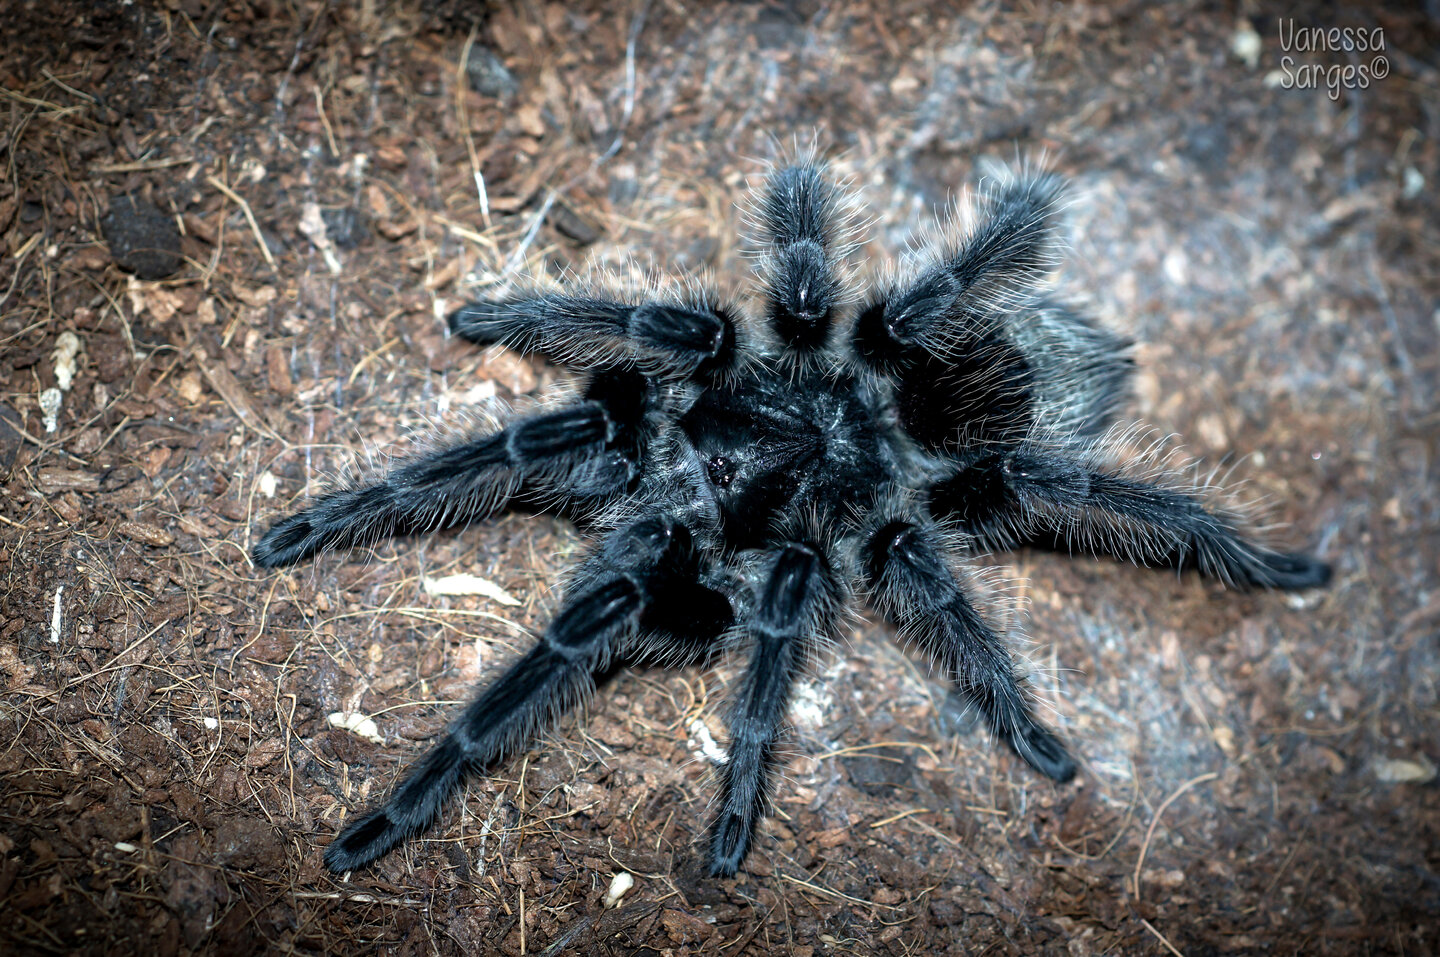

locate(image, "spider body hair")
[[253, 156, 1330, 879]]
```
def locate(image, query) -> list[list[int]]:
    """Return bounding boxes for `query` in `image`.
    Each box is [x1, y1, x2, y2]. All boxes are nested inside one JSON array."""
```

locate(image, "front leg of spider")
[[449, 291, 738, 377], [754, 163, 848, 354]]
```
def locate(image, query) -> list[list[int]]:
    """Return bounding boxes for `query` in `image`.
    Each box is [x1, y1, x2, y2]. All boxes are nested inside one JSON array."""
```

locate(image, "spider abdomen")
[[892, 343, 1035, 452]]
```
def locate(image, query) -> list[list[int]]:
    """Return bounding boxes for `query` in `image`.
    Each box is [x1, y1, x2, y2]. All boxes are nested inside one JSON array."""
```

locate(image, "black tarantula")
[[252, 158, 1330, 878]]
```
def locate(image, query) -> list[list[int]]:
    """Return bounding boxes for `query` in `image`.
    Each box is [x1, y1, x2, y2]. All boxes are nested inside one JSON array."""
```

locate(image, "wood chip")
[[233, 284, 277, 307], [266, 345, 293, 395], [116, 521, 175, 547], [197, 349, 280, 439], [660, 910, 715, 944], [176, 372, 204, 404], [38, 468, 100, 492]]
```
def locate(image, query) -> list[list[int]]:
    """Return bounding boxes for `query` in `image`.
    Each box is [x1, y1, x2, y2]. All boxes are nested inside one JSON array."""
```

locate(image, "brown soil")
[[2, 2, 1437, 955]]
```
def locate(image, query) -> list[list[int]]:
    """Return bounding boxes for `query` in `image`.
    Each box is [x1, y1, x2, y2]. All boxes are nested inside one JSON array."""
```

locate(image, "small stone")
[[101, 195, 183, 280], [465, 45, 518, 98], [550, 202, 604, 246]]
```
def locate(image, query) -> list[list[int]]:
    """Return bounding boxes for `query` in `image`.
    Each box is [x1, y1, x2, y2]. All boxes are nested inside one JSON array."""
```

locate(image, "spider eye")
[[707, 455, 737, 488]]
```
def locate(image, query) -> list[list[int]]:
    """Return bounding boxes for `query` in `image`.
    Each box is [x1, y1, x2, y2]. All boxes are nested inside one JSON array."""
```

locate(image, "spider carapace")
[[253, 158, 1329, 879], [681, 369, 890, 546]]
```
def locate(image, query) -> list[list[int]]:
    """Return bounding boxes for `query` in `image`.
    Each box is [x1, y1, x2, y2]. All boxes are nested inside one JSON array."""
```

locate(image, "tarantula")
[[252, 159, 1329, 878]]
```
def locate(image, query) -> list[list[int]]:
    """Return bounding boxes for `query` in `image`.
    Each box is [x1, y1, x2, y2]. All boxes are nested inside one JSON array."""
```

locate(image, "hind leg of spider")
[[709, 541, 835, 876], [448, 290, 738, 378], [251, 369, 657, 568], [325, 513, 730, 873], [863, 518, 1075, 781], [930, 448, 1331, 590]]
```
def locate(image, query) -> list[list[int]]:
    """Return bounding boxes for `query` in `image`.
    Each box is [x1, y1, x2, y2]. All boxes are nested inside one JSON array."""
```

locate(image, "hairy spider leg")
[[1009, 296, 1135, 441], [449, 292, 738, 379], [250, 370, 661, 568], [863, 518, 1076, 781], [324, 513, 731, 873], [929, 448, 1332, 590], [849, 181, 1073, 455], [753, 164, 849, 354], [854, 172, 1064, 363], [710, 541, 835, 876]]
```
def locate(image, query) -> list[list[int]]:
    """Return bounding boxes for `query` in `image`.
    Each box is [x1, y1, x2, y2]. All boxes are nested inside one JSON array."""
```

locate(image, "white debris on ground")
[[788, 674, 835, 730], [1374, 756, 1437, 784], [41, 331, 83, 433], [423, 573, 521, 605], [1402, 166, 1424, 200], [49, 586, 63, 643], [687, 717, 729, 765], [604, 871, 635, 909], [298, 201, 343, 275], [1230, 21, 1262, 69], [328, 711, 384, 744], [39, 388, 62, 434], [53, 331, 81, 389]]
